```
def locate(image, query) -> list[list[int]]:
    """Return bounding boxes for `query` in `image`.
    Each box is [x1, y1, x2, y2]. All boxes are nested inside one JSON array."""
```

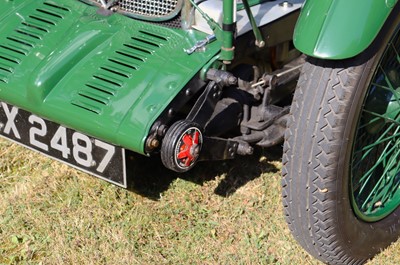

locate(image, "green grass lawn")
[[0, 138, 399, 264]]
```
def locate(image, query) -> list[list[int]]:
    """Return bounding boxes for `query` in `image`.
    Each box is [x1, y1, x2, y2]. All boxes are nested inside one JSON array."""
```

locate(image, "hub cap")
[[174, 127, 202, 170]]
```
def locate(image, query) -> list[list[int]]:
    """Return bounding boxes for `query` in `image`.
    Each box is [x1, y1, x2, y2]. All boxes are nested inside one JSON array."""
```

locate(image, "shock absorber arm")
[[241, 0, 265, 47]]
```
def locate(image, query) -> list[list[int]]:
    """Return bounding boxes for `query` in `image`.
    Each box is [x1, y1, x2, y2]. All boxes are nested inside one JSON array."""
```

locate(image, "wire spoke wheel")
[[282, 6, 400, 264], [351, 28, 400, 222]]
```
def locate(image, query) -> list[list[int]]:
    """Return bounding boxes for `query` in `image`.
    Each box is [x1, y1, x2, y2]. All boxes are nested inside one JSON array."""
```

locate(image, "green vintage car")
[[0, 0, 302, 185], [2, 0, 400, 264]]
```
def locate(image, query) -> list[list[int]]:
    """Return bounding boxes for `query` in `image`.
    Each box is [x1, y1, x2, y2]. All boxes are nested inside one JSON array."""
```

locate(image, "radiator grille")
[[120, 0, 179, 17], [86, 0, 182, 21]]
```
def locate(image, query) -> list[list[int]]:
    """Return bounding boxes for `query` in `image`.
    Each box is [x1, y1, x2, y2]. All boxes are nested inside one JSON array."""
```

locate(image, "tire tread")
[[282, 58, 365, 264]]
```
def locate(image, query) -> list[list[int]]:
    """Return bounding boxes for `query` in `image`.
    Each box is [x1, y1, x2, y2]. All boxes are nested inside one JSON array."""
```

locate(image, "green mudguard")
[[294, 0, 398, 59]]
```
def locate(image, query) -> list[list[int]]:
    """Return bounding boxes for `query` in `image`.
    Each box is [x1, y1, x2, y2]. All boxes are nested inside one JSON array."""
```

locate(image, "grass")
[[0, 138, 399, 264]]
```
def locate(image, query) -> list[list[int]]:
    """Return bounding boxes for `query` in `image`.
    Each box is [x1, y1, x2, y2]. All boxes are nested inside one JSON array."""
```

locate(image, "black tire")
[[282, 8, 400, 265], [161, 120, 203, 172]]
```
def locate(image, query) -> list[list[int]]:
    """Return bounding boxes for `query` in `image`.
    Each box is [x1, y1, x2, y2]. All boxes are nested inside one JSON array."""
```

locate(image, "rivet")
[[386, 0, 396, 8], [279, 1, 293, 8]]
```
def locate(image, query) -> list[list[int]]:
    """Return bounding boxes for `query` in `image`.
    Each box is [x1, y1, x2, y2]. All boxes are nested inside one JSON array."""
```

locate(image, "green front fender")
[[294, 0, 398, 59]]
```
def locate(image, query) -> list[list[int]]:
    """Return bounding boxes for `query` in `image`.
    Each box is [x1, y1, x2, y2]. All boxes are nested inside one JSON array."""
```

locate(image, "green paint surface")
[[294, 0, 398, 59], [0, 0, 220, 154]]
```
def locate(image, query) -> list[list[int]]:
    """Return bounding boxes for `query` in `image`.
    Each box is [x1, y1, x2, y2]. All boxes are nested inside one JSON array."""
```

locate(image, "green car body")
[[294, 0, 399, 59], [2, 0, 400, 264], [3, 0, 397, 162], [0, 0, 220, 154]]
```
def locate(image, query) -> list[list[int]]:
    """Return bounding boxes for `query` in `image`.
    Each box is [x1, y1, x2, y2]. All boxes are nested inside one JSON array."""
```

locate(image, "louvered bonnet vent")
[[82, 0, 183, 21]]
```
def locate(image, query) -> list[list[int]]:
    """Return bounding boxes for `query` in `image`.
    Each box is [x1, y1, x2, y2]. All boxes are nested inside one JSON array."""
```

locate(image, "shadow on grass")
[[125, 145, 282, 200]]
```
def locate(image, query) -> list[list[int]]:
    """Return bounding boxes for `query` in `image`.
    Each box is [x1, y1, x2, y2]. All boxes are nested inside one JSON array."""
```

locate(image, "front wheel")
[[282, 9, 400, 265]]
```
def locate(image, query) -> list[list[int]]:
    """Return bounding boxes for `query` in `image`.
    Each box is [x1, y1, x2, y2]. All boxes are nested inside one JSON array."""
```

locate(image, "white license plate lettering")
[[72, 132, 94, 168], [50, 126, 70, 159], [2, 102, 21, 139], [0, 102, 126, 187], [94, 139, 116, 173], [29, 115, 49, 151]]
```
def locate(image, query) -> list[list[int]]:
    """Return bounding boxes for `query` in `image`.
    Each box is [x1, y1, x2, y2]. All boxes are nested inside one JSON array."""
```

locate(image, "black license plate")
[[0, 102, 127, 187]]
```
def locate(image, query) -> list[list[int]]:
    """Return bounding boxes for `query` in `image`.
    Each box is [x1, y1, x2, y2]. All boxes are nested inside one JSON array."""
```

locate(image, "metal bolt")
[[279, 1, 293, 8], [255, 40, 265, 48], [150, 138, 160, 149], [228, 76, 237, 85], [247, 146, 254, 155], [157, 125, 167, 136]]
